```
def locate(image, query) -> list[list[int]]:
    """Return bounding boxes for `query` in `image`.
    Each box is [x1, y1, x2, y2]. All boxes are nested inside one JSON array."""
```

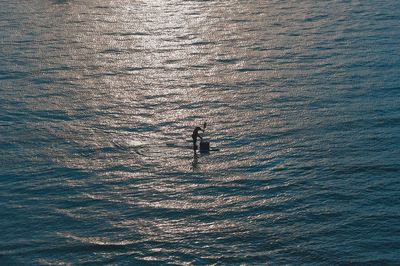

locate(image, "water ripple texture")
[[1, 0, 400, 265]]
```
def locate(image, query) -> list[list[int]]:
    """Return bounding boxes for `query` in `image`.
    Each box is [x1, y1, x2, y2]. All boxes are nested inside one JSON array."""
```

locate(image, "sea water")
[[1, 0, 399, 264]]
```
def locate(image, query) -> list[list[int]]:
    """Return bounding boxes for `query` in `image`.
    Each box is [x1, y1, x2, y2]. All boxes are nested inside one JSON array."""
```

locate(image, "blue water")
[[1, 0, 400, 264]]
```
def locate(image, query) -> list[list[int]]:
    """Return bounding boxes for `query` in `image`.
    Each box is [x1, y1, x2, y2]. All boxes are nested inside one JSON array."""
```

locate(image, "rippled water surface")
[[1, 0, 400, 264]]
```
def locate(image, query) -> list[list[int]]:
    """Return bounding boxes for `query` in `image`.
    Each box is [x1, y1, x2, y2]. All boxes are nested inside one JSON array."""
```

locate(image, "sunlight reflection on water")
[[1, 0, 400, 264]]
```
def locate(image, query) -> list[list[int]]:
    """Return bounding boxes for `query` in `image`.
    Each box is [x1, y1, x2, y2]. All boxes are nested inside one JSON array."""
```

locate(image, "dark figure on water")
[[192, 126, 203, 151]]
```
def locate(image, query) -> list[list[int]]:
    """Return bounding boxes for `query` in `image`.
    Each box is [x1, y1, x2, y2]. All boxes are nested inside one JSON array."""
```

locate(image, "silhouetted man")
[[192, 126, 203, 151]]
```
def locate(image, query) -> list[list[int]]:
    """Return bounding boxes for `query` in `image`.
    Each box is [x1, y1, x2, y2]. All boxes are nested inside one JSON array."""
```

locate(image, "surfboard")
[[166, 143, 220, 152]]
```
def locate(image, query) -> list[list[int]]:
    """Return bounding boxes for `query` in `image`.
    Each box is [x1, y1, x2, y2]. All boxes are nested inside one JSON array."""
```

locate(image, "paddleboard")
[[166, 143, 219, 151]]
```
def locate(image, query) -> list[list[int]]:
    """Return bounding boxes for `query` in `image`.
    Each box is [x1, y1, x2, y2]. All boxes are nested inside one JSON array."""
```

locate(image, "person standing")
[[192, 126, 204, 151]]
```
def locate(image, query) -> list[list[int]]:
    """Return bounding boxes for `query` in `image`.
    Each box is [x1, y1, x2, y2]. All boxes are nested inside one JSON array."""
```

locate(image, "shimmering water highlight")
[[1, 0, 400, 264]]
